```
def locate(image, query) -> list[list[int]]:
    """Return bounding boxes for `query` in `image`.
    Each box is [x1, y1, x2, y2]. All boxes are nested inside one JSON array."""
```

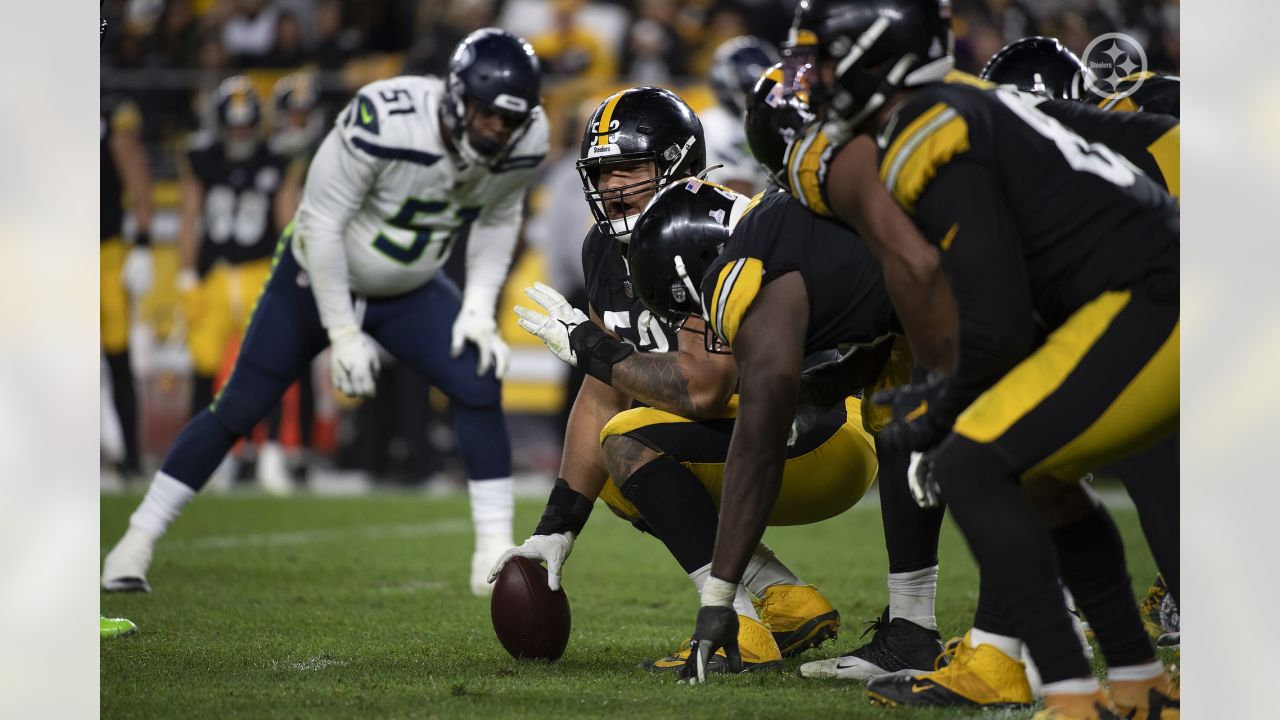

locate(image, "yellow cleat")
[[865, 631, 1033, 708], [647, 615, 782, 673], [1032, 690, 1125, 719], [1112, 669, 1180, 719], [753, 584, 840, 657], [1139, 575, 1174, 641]]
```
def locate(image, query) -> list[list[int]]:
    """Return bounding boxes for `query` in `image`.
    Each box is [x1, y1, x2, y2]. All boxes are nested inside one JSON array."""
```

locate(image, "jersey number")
[[372, 199, 482, 265], [996, 89, 1137, 187], [205, 185, 270, 246]]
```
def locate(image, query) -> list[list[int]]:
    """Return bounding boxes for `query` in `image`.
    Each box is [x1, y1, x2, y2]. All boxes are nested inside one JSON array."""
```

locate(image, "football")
[[490, 556, 572, 661]]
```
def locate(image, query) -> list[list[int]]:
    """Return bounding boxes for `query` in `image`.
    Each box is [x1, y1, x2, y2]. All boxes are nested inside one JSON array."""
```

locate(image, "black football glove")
[[677, 605, 741, 684], [872, 376, 953, 454]]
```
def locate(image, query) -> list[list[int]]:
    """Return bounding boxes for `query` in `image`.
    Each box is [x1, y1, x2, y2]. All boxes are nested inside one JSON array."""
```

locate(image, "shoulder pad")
[[337, 77, 443, 167], [783, 124, 836, 218]]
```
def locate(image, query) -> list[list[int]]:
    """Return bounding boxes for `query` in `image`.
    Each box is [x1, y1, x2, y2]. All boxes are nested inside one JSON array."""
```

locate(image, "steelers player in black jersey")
[[982, 36, 1182, 645], [755, 2, 1180, 718], [981, 36, 1179, 200], [488, 87, 878, 672], [177, 76, 303, 493], [102, 91, 155, 478]]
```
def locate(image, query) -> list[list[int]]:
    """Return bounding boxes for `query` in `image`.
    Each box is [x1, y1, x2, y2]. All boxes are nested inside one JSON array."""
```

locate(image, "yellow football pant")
[[597, 396, 878, 527], [101, 237, 130, 353], [184, 259, 273, 377]]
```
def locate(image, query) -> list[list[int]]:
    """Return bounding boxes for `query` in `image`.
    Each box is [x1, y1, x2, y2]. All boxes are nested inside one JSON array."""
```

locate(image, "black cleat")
[[799, 606, 945, 680]]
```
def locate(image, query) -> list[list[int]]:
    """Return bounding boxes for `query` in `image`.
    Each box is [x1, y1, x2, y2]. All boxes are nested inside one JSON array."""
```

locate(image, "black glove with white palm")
[[515, 282, 634, 384], [678, 578, 743, 684]]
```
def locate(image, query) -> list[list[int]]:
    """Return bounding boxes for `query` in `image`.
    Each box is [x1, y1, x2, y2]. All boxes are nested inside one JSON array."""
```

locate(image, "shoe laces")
[[934, 636, 967, 672]]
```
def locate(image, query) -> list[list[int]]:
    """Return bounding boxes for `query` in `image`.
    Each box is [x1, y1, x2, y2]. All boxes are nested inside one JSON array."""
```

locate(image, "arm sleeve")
[[293, 127, 383, 331], [914, 160, 1038, 420]]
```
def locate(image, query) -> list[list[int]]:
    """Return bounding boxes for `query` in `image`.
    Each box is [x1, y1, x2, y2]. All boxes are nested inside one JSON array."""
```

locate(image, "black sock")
[[933, 435, 1091, 683], [105, 350, 141, 473], [1052, 504, 1154, 668], [1111, 433, 1179, 603], [620, 454, 718, 574], [878, 438, 945, 573]]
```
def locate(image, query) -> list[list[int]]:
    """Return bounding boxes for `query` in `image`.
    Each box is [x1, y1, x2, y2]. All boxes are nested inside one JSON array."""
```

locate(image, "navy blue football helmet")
[[441, 28, 542, 164], [710, 36, 781, 119]]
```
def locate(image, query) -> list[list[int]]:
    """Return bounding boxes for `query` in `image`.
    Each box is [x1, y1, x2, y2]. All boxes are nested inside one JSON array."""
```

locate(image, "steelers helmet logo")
[[1081, 32, 1148, 101]]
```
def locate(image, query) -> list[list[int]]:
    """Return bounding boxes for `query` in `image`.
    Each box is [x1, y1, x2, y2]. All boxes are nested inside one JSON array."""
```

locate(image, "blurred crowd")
[[100, 0, 1179, 490]]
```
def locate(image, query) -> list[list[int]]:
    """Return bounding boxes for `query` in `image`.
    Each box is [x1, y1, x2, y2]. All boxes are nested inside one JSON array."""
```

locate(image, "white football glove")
[[450, 303, 510, 378], [121, 246, 154, 297], [487, 532, 576, 591], [514, 282, 590, 367], [328, 324, 380, 398], [908, 451, 942, 508]]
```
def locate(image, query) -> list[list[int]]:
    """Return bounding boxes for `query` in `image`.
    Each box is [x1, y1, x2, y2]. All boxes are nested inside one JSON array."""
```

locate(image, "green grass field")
[[100, 490, 1159, 719]]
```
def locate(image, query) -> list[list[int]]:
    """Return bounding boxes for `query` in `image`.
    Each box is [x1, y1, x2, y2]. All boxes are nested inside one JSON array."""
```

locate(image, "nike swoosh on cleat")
[[910, 683, 935, 693]]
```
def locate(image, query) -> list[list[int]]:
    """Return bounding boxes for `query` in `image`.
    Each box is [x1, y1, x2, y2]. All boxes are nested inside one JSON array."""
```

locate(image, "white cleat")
[[470, 539, 512, 596], [102, 527, 158, 593], [256, 442, 293, 496]]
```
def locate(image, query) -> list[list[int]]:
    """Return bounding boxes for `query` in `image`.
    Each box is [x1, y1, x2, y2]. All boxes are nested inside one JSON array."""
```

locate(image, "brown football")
[[490, 556, 571, 661]]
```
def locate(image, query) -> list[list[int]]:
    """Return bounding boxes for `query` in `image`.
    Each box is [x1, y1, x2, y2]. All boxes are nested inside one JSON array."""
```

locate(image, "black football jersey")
[[1093, 73, 1180, 118], [187, 140, 289, 274], [702, 188, 894, 356], [1037, 96, 1178, 197], [581, 227, 680, 353], [100, 94, 135, 241], [874, 75, 1178, 327]]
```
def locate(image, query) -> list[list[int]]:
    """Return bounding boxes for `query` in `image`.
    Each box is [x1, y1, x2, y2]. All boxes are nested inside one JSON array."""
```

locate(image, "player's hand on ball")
[[873, 377, 952, 453], [327, 324, 381, 398], [678, 606, 741, 684], [514, 282, 590, 367], [451, 304, 510, 379], [488, 532, 576, 591], [908, 450, 943, 508], [121, 246, 154, 297]]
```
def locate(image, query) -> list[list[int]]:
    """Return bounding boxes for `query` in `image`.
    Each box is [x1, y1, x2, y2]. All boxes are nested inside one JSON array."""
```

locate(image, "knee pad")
[[210, 367, 284, 436], [446, 373, 502, 411]]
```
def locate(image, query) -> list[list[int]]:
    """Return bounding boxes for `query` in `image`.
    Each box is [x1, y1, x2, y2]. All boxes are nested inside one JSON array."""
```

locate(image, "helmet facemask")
[[577, 134, 699, 243], [442, 76, 534, 167]]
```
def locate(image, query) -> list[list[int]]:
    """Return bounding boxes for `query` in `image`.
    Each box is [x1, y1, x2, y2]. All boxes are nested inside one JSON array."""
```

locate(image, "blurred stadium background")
[[99, 0, 1180, 493]]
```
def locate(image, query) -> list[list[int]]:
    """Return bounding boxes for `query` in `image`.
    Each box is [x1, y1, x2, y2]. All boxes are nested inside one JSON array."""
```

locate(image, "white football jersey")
[[701, 104, 768, 195], [294, 76, 548, 299]]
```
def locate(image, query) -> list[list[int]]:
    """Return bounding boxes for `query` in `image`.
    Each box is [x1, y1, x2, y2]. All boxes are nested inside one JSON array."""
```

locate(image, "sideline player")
[[488, 88, 872, 671], [177, 76, 300, 493], [101, 90, 154, 479], [102, 28, 547, 598]]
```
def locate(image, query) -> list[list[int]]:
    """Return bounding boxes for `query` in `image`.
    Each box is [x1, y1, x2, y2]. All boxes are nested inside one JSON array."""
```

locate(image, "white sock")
[[688, 564, 759, 622], [1042, 676, 1100, 695], [888, 565, 939, 630], [970, 627, 1024, 659], [128, 472, 196, 537], [1109, 659, 1163, 682], [468, 478, 513, 547], [742, 543, 804, 595]]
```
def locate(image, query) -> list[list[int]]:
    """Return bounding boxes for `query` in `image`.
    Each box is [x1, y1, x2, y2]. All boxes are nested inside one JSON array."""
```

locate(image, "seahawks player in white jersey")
[[702, 36, 778, 195], [102, 28, 548, 597]]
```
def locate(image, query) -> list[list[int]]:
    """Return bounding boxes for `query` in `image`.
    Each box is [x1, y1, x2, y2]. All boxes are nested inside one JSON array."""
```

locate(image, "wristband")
[[568, 322, 634, 385], [533, 478, 593, 536], [701, 576, 737, 609]]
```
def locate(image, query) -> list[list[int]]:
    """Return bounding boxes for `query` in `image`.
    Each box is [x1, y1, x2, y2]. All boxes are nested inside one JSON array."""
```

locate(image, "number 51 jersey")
[[294, 75, 549, 297]]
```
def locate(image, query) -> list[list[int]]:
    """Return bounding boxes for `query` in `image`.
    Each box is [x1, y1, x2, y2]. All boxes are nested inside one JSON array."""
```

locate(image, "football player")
[[102, 29, 547, 598], [704, 36, 779, 195], [270, 72, 325, 159], [101, 90, 154, 479], [982, 35, 1181, 643], [177, 76, 301, 494], [740, 2, 1179, 718], [741, 64, 953, 682], [489, 87, 873, 672]]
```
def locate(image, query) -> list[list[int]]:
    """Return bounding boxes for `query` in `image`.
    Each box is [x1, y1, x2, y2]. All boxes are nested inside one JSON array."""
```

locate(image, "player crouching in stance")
[[102, 29, 549, 597], [488, 88, 870, 671]]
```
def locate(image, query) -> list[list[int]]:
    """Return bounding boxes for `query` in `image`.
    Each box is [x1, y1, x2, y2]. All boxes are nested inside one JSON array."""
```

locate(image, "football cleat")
[[800, 606, 943, 680], [100, 616, 138, 639], [1140, 575, 1179, 640], [754, 584, 840, 657], [101, 527, 156, 593], [1155, 632, 1180, 648], [255, 441, 294, 496], [1032, 690, 1125, 719], [1111, 669, 1180, 719], [647, 615, 782, 672], [470, 539, 511, 596], [865, 631, 1033, 708]]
